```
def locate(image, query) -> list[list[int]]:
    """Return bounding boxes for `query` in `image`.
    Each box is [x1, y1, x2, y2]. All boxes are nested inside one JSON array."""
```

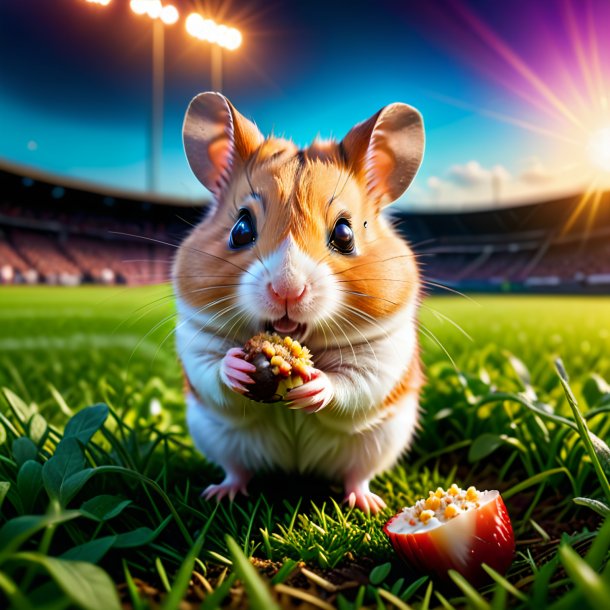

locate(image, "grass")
[[1, 286, 610, 609]]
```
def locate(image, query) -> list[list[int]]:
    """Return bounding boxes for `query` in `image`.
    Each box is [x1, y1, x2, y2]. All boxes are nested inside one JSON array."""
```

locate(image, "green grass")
[[1, 286, 610, 609]]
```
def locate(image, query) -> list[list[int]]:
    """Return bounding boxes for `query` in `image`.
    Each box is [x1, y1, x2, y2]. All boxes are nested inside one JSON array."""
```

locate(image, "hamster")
[[173, 92, 424, 513]]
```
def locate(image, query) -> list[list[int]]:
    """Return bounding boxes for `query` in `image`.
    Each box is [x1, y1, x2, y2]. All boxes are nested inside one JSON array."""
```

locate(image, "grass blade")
[[556, 359, 610, 505], [161, 531, 206, 610], [448, 570, 491, 610], [226, 535, 280, 610], [559, 544, 610, 610]]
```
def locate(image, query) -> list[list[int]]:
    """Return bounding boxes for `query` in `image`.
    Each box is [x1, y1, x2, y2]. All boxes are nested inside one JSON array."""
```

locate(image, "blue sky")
[[1, 0, 608, 209]]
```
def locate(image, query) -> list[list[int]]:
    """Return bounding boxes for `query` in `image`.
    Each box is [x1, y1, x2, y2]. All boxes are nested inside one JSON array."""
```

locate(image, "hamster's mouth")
[[266, 316, 307, 340]]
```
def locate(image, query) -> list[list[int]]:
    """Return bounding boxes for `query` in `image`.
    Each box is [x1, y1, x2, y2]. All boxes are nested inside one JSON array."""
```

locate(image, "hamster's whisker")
[[325, 311, 358, 367], [340, 303, 397, 350], [155, 293, 241, 356], [172, 273, 243, 279], [313, 319, 330, 355], [188, 283, 255, 294], [337, 289, 399, 308], [154, 293, 241, 358], [126, 308, 179, 372], [330, 254, 417, 278], [420, 304, 473, 342], [420, 279, 478, 303], [252, 241, 272, 277], [335, 277, 413, 284], [109, 231, 258, 279], [226, 308, 256, 346], [198, 304, 252, 355], [112, 288, 174, 333], [179, 301, 245, 358], [418, 322, 459, 373], [317, 313, 344, 366], [174, 213, 200, 229], [333, 309, 379, 373]]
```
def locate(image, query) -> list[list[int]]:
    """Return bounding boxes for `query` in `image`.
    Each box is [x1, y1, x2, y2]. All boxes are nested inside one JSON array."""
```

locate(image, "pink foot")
[[202, 470, 252, 502], [344, 480, 386, 515], [220, 347, 256, 395], [285, 370, 333, 413]]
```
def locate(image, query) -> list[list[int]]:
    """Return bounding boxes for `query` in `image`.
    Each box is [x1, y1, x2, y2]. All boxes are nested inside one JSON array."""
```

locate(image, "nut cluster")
[[243, 333, 313, 402], [403, 484, 481, 526]]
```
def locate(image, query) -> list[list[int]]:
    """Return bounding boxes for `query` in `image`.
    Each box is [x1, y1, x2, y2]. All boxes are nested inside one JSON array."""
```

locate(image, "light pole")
[[185, 13, 242, 93], [130, 0, 179, 193], [80, 1, 241, 190]]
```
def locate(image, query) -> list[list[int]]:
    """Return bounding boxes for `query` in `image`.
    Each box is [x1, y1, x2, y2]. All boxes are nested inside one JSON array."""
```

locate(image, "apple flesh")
[[384, 485, 515, 585]]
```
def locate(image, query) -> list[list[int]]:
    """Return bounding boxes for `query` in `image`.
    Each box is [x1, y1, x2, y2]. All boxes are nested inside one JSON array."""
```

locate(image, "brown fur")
[[174, 137, 419, 326]]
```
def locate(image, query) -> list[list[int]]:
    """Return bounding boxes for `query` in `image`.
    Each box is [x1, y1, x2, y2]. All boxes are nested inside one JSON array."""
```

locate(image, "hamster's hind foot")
[[202, 469, 252, 502], [344, 479, 387, 515]]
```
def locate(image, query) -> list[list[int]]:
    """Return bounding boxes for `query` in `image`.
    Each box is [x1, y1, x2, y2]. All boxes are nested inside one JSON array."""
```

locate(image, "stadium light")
[[185, 13, 242, 92], [130, 1, 178, 24], [129, 2, 180, 193], [185, 13, 242, 50], [84, 0, 112, 6]]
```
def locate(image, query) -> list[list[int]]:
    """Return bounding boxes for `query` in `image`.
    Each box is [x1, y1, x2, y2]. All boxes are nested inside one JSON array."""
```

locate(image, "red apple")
[[384, 484, 515, 585]]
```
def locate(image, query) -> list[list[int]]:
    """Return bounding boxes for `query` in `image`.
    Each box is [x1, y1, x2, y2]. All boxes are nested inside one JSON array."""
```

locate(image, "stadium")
[[2, 1, 610, 609], [3, 159, 609, 294]]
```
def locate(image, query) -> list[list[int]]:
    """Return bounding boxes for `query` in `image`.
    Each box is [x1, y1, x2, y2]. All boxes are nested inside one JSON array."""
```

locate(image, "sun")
[[587, 127, 610, 173]]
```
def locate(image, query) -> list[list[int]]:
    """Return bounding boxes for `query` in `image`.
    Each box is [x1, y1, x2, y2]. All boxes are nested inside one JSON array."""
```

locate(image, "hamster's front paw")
[[220, 347, 257, 395], [285, 369, 333, 413]]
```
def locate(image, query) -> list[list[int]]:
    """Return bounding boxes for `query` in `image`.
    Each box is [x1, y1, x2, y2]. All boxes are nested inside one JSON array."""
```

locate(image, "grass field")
[[1, 286, 609, 609]]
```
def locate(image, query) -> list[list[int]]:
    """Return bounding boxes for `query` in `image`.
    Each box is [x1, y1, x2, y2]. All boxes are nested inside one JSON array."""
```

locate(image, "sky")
[[1, 0, 610, 210]]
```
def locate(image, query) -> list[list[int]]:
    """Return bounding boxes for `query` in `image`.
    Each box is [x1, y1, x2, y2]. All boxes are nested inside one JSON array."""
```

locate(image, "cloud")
[[520, 157, 554, 185], [402, 154, 587, 212], [427, 176, 443, 190], [491, 164, 511, 182], [446, 160, 510, 187]]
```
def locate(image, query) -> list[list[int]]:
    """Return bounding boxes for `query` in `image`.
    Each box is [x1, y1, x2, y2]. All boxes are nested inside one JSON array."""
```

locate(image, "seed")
[[425, 496, 441, 511], [262, 342, 276, 358], [466, 486, 479, 502], [420, 510, 435, 523], [270, 355, 284, 367], [444, 504, 461, 519]]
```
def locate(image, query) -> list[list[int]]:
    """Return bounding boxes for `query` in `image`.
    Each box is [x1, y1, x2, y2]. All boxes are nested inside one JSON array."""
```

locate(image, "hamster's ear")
[[183, 92, 264, 198], [341, 103, 424, 208]]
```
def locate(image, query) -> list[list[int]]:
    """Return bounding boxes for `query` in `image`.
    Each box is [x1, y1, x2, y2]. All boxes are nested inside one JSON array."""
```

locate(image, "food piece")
[[384, 484, 515, 585], [243, 333, 313, 402]]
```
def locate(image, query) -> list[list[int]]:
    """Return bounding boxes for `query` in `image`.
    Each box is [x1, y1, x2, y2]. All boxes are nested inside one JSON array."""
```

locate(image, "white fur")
[[175, 237, 419, 486]]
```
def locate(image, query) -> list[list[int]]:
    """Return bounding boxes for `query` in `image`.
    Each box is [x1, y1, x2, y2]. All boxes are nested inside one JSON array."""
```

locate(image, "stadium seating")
[[1, 163, 609, 292]]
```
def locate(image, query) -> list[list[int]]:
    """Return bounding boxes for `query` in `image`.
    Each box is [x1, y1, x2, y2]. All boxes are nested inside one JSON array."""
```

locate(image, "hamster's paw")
[[220, 347, 257, 395], [202, 470, 252, 502], [285, 370, 333, 413], [344, 480, 387, 515]]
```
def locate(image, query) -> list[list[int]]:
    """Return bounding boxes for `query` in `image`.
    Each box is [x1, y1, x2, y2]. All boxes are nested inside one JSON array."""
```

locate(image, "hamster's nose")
[[268, 281, 307, 304]]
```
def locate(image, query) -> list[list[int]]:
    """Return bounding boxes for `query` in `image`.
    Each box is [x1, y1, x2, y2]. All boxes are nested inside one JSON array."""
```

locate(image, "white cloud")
[[402, 154, 588, 212], [447, 160, 491, 187], [427, 176, 443, 190], [520, 157, 554, 185], [491, 164, 511, 182]]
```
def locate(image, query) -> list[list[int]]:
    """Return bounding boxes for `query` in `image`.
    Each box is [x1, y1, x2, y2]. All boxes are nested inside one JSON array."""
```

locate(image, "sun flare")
[[587, 127, 610, 173]]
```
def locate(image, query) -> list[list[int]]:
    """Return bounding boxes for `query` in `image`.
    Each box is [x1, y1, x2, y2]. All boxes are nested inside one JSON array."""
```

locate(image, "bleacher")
[[396, 189, 610, 293], [0, 163, 200, 285], [1, 161, 609, 292]]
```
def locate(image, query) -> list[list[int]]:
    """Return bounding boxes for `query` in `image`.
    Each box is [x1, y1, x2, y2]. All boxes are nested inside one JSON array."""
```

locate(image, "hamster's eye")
[[229, 209, 257, 249], [330, 218, 354, 254]]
